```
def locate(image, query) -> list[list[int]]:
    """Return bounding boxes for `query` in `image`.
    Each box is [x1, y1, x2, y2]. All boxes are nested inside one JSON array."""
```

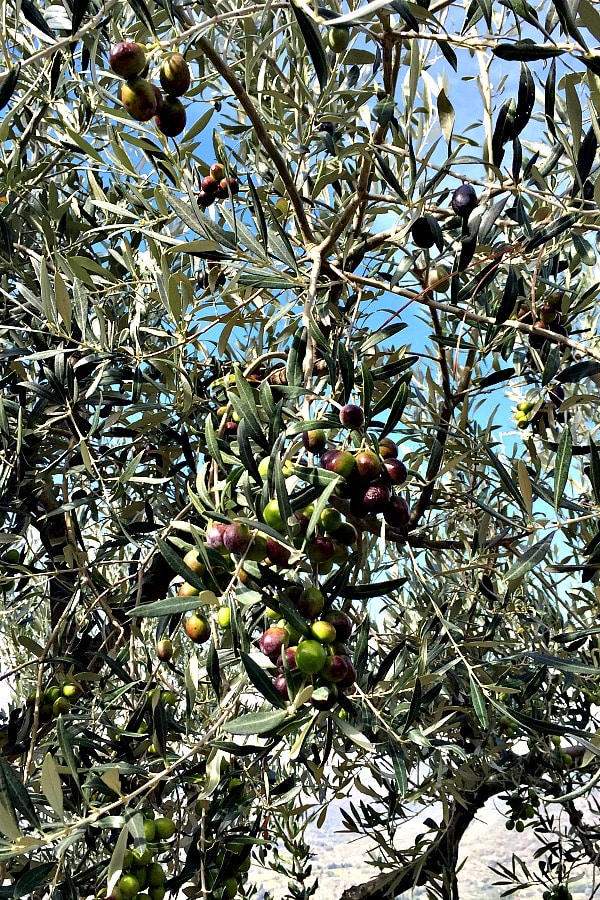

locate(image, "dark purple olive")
[[339, 404, 365, 429], [451, 184, 478, 218], [307, 536, 335, 563], [324, 610, 352, 641], [154, 95, 186, 137], [321, 654, 350, 683], [109, 41, 146, 79], [318, 121, 335, 135], [277, 646, 298, 670], [362, 484, 391, 513], [529, 320, 550, 350], [259, 627, 288, 659], [223, 522, 251, 554], [265, 538, 291, 568], [201, 175, 219, 194], [196, 190, 215, 208], [273, 674, 289, 699], [384, 458, 407, 485], [548, 384, 565, 407], [337, 659, 356, 689], [411, 216, 436, 249], [383, 495, 410, 527]]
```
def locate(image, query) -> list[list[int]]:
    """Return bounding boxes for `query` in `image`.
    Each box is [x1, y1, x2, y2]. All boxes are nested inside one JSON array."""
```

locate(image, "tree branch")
[[344, 270, 600, 363], [195, 34, 315, 249]]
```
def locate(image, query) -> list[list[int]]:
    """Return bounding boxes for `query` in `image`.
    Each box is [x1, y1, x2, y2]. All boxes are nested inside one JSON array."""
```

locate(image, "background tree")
[[1, 0, 600, 898]]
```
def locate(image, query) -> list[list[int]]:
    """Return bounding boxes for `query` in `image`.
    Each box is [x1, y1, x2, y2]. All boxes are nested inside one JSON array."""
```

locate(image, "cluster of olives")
[[105, 811, 174, 900], [503, 788, 539, 832], [308, 403, 410, 528], [155, 376, 412, 724], [514, 398, 535, 430], [196, 163, 240, 208], [109, 41, 190, 137], [259, 492, 358, 571], [260, 587, 356, 710], [166, 392, 410, 650], [549, 733, 574, 770], [517, 293, 568, 350], [173, 499, 359, 653], [513, 383, 565, 431], [411, 184, 478, 250], [27, 679, 83, 720]]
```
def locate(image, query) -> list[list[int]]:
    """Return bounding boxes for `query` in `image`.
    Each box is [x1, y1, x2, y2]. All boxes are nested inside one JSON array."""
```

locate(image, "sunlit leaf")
[[506, 533, 554, 584], [41, 753, 64, 819], [225, 709, 289, 735]]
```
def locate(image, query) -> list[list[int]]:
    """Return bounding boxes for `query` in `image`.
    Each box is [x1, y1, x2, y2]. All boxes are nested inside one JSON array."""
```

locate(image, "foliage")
[[0, 0, 600, 898]]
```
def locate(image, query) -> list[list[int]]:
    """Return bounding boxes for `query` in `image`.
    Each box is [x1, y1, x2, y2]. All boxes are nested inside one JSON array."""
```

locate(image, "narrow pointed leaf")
[[21, 0, 54, 36], [341, 576, 407, 599], [71, 0, 90, 33], [0, 65, 20, 111], [495, 266, 519, 323], [470, 679, 488, 728], [13, 863, 56, 898], [225, 709, 288, 735], [590, 439, 600, 503], [126, 0, 155, 34], [437, 88, 455, 146], [246, 177, 268, 255], [402, 677, 422, 732], [241, 652, 287, 708], [337, 343, 354, 404], [553, 427, 572, 510], [41, 753, 64, 819], [389, 742, 408, 795], [330, 713, 373, 751], [551, 0, 588, 47], [545, 58, 556, 136], [354, 614, 370, 680], [439, 41, 457, 71], [556, 361, 600, 383], [506, 533, 554, 583], [290, 2, 329, 92], [513, 63, 535, 136], [56, 716, 82, 797], [373, 149, 406, 199], [0, 758, 40, 828], [524, 213, 577, 251], [380, 381, 408, 436], [388, 0, 419, 30], [485, 447, 527, 513]]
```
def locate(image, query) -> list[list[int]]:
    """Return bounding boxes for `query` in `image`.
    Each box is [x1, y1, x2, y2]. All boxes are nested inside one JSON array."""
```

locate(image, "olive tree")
[[1, 0, 600, 898]]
